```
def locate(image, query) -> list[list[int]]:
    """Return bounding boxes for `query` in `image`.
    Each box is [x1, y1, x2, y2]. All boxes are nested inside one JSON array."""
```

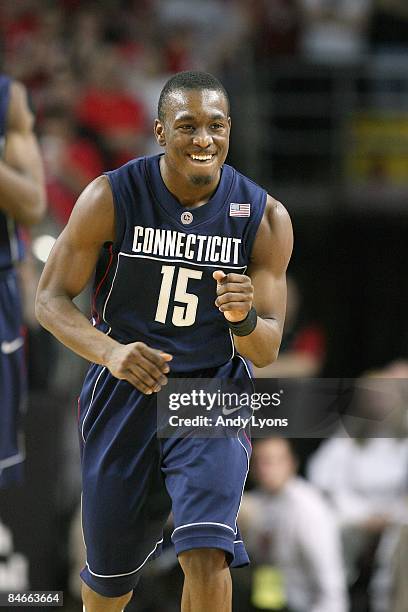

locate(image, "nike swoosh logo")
[[1, 337, 24, 354], [222, 405, 243, 416]]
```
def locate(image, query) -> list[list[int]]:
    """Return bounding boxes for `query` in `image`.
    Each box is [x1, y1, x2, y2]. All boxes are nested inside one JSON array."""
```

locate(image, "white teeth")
[[190, 154, 213, 161]]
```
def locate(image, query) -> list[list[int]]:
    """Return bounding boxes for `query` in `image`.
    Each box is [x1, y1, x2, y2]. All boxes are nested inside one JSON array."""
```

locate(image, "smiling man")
[[35, 71, 293, 612], [156, 82, 230, 191]]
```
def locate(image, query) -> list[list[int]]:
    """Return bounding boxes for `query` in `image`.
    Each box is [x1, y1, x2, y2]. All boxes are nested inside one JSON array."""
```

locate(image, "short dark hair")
[[158, 71, 230, 121]]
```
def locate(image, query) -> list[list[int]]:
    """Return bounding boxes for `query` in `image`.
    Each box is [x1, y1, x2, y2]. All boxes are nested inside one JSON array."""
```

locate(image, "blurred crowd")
[[1, 0, 249, 227], [1, 1, 408, 611], [1, 0, 408, 228]]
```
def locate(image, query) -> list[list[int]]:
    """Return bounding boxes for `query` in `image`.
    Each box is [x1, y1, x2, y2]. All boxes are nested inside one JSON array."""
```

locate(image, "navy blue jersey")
[[0, 75, 24, 271], [94, 154, 266, 372]]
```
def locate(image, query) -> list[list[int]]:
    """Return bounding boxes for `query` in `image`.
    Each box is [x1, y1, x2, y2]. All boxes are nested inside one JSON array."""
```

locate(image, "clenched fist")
[[213, 270, 254, 323]]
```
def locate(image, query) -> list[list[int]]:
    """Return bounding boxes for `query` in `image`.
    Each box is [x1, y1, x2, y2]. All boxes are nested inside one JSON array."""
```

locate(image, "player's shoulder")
[[74, 175, 114, 217], [104, 155, 157, 207], [264, 194, 291, 230], [105, 153, 157, 180], [66, 175, 115, 243], [226, 163, 290, 222], [255, 192, 292, 244], [225, 162, 267, 197], [265, 193, 289, 220]]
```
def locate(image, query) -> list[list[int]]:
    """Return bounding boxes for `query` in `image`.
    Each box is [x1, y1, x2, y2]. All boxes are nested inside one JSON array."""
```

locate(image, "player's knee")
[[179, 548, 227, 580], [81, 582, 132, 611]]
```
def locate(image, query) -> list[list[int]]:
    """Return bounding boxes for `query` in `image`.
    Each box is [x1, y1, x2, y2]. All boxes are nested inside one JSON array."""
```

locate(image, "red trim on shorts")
[[243, 430, 252, 448]]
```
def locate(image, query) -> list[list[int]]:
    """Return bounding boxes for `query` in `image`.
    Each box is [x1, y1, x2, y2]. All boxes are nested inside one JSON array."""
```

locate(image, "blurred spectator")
[[75, 45, 148, 168], [307, 365, 408, 610], [239, 438, 348, 612], [254, 276, 326, 378], [250, 0, 300, 60], [156, 0, 249, 72], [65, 7, 105, 80], [40, 106, 104, 226], [3, 4, 67, 97], [307, 435, 408, 533], [298, 0, 372, 65], [164, 27, 194, 73], [41, 68, 79, 114]]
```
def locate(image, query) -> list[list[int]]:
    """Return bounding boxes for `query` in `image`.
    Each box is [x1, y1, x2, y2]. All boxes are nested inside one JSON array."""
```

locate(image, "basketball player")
[[36, 72, 293, 612], [0, 75, 46, 487]]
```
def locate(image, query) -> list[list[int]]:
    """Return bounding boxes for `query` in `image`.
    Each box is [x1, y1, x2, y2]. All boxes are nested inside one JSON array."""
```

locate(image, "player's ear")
[[154, 119, 166, 147]]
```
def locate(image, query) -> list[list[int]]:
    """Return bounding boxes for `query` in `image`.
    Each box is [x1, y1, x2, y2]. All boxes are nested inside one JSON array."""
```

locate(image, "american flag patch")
[[229, 203, 251, 217]]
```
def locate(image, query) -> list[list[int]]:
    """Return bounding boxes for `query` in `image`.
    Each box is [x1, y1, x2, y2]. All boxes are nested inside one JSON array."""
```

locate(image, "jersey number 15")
[[155, 265, 203, 327]]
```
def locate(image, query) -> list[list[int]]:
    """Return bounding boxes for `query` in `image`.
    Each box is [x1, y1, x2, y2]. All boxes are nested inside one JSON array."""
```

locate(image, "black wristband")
[[227, 306, 258, 337]]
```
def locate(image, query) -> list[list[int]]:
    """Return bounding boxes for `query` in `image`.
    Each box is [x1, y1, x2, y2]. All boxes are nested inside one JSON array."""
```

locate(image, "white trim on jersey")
[[118, 251, 247, 270]]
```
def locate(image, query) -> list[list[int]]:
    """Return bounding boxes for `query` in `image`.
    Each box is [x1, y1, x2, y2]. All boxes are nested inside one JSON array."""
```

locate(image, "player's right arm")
[[35, 175, 172, 394]]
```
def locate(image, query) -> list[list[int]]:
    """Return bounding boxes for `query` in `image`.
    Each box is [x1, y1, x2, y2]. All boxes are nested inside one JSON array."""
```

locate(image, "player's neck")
[[159, 156, 220, 208]]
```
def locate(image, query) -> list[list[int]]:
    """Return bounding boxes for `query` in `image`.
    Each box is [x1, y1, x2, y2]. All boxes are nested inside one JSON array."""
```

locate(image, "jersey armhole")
[[242, 190, 267, 262], [104, 172, 125, 254]]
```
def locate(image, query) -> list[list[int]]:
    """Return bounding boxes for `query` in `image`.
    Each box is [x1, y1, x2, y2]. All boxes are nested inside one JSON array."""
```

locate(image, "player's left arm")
[[0, 80, 46, 225], [213, 196, 293, 367]]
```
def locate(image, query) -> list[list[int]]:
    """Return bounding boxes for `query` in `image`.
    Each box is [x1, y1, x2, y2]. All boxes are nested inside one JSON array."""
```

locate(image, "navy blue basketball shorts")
[[78, 355, 252, 597], [0, 269, 26, 488]]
